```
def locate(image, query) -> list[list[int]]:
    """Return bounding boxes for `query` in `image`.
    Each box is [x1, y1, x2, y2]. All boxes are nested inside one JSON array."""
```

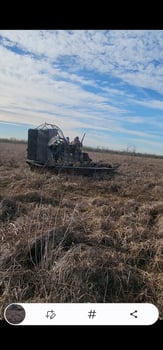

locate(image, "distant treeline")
[[83, 146, 163, 159], [0, 138, 163, 159], [0, 138, 27, 144]]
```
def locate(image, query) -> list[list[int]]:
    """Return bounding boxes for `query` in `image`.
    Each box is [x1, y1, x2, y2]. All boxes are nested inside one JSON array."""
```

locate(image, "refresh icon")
[[45, 310, 56, 319]]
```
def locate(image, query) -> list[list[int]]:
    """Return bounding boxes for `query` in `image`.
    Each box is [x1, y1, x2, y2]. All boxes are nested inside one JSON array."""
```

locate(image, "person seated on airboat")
[[70, 136, 82, 161]]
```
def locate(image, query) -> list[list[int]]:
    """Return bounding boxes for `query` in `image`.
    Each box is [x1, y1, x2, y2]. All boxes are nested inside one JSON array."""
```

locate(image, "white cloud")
[[132, 98, 163, 110], [0, 30, 163, 154], [1, 30, 163, 94]]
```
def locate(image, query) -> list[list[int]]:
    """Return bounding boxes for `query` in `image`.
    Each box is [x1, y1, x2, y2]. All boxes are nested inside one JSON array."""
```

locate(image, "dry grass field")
[[0, 142, 163, 320]]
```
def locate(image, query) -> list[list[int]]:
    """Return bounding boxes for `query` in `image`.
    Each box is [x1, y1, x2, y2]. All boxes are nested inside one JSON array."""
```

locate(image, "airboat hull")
[[26, 159, 120, 176]]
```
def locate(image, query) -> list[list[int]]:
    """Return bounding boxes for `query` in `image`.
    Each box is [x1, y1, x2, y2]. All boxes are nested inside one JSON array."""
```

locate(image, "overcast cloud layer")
[[0, 30, 163, 154]]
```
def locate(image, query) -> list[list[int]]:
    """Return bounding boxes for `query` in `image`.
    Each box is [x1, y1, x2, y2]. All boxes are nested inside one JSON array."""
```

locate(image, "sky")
[[0, 30, 163, 155]]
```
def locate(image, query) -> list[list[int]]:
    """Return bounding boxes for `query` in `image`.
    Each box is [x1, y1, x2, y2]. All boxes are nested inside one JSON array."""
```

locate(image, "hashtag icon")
[[88, 309, 96, 318]]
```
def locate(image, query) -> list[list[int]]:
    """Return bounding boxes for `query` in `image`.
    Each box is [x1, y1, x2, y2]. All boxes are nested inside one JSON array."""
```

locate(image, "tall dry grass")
[[0, 142, 163, 319]]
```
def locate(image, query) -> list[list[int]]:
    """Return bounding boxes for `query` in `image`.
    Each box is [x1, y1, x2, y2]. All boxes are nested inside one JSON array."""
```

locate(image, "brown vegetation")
[[0, 142, 163, 319]]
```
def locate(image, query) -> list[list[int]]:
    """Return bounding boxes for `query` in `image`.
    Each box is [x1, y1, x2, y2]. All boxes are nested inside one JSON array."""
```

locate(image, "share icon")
[[130, 310, 138, 318]]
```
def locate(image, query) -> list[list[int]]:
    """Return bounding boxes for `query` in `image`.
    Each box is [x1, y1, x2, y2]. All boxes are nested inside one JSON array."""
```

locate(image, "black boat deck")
[[26, 159, 120, 176]]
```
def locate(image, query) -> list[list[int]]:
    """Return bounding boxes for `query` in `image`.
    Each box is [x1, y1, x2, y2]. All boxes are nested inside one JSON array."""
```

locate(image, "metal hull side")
[[26, 159, 120, 176]]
